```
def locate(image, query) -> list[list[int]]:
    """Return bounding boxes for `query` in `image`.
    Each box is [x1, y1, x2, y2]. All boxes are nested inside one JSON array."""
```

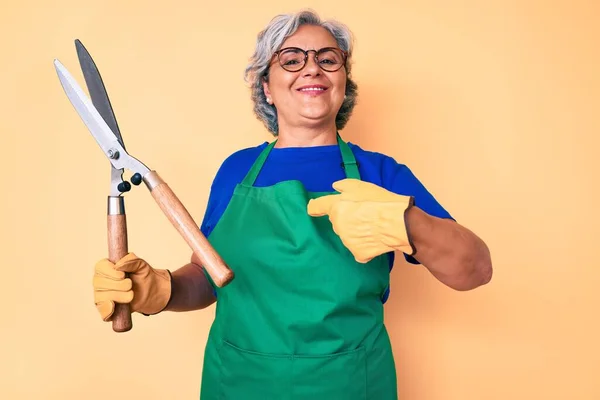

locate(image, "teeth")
[[300, 87, 324, 91]]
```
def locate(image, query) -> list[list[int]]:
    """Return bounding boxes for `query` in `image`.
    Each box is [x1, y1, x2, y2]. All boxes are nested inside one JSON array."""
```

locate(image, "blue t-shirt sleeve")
[[195, 144, 266, 296], [199, 189, 217, 237], [196, 186, 220, 295], [198, 145, 263, 237], [378, 161, 455, 303], [198, 171, 224, 239]]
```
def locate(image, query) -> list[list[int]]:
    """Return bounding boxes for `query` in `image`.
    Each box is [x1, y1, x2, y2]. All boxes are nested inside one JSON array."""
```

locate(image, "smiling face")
[[263, 24, 347, 134]]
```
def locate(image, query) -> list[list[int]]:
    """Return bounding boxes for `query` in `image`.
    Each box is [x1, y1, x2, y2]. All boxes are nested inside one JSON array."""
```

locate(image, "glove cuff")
[[401, 196, 417, 256], [141, 269, 173, 316], [379, 195, 416, 256]]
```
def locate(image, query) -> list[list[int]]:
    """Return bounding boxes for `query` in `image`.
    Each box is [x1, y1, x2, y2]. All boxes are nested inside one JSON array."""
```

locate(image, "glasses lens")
[[317, 48, 345, 72], [277, 48, 346, 72], [278, 48, 306, 71]]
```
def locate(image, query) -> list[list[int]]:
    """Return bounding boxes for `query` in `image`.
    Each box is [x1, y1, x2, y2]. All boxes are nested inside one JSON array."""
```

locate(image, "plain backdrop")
[[1, 0, 598, 399]]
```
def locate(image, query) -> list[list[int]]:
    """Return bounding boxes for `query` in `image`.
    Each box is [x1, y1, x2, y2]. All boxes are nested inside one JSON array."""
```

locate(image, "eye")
[[278, 49, 305, 66], [318, 49, 343, 66]]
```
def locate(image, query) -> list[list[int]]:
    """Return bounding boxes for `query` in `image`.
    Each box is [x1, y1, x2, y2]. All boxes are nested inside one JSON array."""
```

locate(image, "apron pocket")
[[219, 341, 367, 400], [219, 340, 293, 400], [291, 346, 367, 400]]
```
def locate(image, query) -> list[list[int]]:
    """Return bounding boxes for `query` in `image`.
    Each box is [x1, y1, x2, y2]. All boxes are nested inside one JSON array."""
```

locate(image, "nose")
[[302, 52, 321, 76]]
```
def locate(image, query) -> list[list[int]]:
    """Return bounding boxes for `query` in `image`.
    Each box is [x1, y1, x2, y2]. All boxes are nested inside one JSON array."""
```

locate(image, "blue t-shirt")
[[200, 141, 454, 303]]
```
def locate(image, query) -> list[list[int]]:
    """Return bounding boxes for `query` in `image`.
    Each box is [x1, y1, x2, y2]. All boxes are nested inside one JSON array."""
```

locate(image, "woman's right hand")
[[93, 253, 172, 321]]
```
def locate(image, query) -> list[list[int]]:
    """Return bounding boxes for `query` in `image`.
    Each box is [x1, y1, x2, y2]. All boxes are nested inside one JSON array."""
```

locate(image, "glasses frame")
[[273, 47, 348, 73]]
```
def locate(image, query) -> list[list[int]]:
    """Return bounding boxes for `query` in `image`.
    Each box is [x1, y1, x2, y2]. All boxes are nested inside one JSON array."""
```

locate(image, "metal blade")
[[54, 59, 149, 176], [75, 39, 126, 150], [74, 39, 126, 195]]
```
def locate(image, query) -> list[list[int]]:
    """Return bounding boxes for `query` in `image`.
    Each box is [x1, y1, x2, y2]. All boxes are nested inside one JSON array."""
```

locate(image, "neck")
[[274, 123, 337, 148]]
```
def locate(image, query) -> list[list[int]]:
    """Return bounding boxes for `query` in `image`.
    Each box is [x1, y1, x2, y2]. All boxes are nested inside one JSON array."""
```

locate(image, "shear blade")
[[54, 59, 149, 180], [75, 39, 126, 151], [74, 39, 127, 193]]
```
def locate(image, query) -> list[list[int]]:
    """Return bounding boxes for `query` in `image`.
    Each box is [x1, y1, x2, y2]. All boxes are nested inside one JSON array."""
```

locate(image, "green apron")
[[199, 135, 398, 399]]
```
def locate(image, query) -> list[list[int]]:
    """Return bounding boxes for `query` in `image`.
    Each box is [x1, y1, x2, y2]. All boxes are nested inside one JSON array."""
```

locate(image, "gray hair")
[[244, 10, 358, 135]]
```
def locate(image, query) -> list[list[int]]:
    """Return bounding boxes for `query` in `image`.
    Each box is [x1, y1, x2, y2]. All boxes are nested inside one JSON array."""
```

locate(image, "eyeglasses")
[[273, 47, 348, 73]]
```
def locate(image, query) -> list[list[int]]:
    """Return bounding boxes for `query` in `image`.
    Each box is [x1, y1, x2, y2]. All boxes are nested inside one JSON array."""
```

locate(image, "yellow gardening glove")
[[307, 179, 416, 263], [93, 253, 172, 321]]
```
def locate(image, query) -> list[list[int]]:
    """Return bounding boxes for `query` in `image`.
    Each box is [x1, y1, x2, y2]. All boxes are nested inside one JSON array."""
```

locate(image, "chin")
[[300, 105, 334, 119], [300, 114, 334, 126]]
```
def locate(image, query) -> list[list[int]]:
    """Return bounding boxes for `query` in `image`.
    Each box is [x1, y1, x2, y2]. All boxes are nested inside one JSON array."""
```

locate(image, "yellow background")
[[1, 1, 598, 399]]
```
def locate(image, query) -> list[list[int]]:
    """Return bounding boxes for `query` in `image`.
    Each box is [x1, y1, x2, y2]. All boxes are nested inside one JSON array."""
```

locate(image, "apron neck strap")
[[242, 133, 361, 186], [337, 134, 361, 180]]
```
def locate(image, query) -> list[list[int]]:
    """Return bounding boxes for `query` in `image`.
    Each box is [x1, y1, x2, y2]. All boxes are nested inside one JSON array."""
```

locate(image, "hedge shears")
[[53, 40, 234, 332]]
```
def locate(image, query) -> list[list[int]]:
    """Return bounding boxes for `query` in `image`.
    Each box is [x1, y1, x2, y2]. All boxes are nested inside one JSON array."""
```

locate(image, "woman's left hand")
[[307, 179, 415, 263]]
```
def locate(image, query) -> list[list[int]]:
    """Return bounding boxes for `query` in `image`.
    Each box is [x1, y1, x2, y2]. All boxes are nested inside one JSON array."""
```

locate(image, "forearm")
[[404, 206, 493, 291], [164, 262, 216, 312]]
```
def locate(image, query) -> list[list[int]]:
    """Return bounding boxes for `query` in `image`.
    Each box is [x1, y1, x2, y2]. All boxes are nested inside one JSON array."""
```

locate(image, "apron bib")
[[200, 136, 398, 400]]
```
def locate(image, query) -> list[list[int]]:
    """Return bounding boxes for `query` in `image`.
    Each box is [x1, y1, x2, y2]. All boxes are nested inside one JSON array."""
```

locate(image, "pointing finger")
[[331, 178, 364, 193]]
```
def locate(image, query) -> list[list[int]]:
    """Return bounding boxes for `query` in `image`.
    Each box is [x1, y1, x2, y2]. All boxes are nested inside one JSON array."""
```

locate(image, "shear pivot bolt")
[[108, 149, 119, 159]]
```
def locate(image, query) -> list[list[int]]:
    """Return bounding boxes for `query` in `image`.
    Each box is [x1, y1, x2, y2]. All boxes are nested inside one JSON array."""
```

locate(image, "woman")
[[92, 10, 492, 399]]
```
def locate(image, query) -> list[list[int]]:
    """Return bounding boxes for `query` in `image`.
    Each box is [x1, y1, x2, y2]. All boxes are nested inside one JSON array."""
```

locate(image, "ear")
[[262, 78, 273, 105]]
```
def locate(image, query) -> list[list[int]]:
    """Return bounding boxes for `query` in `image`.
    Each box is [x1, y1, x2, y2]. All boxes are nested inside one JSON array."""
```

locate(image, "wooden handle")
[[143, 171, 234, 287], [107, 197, 133, 332]]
